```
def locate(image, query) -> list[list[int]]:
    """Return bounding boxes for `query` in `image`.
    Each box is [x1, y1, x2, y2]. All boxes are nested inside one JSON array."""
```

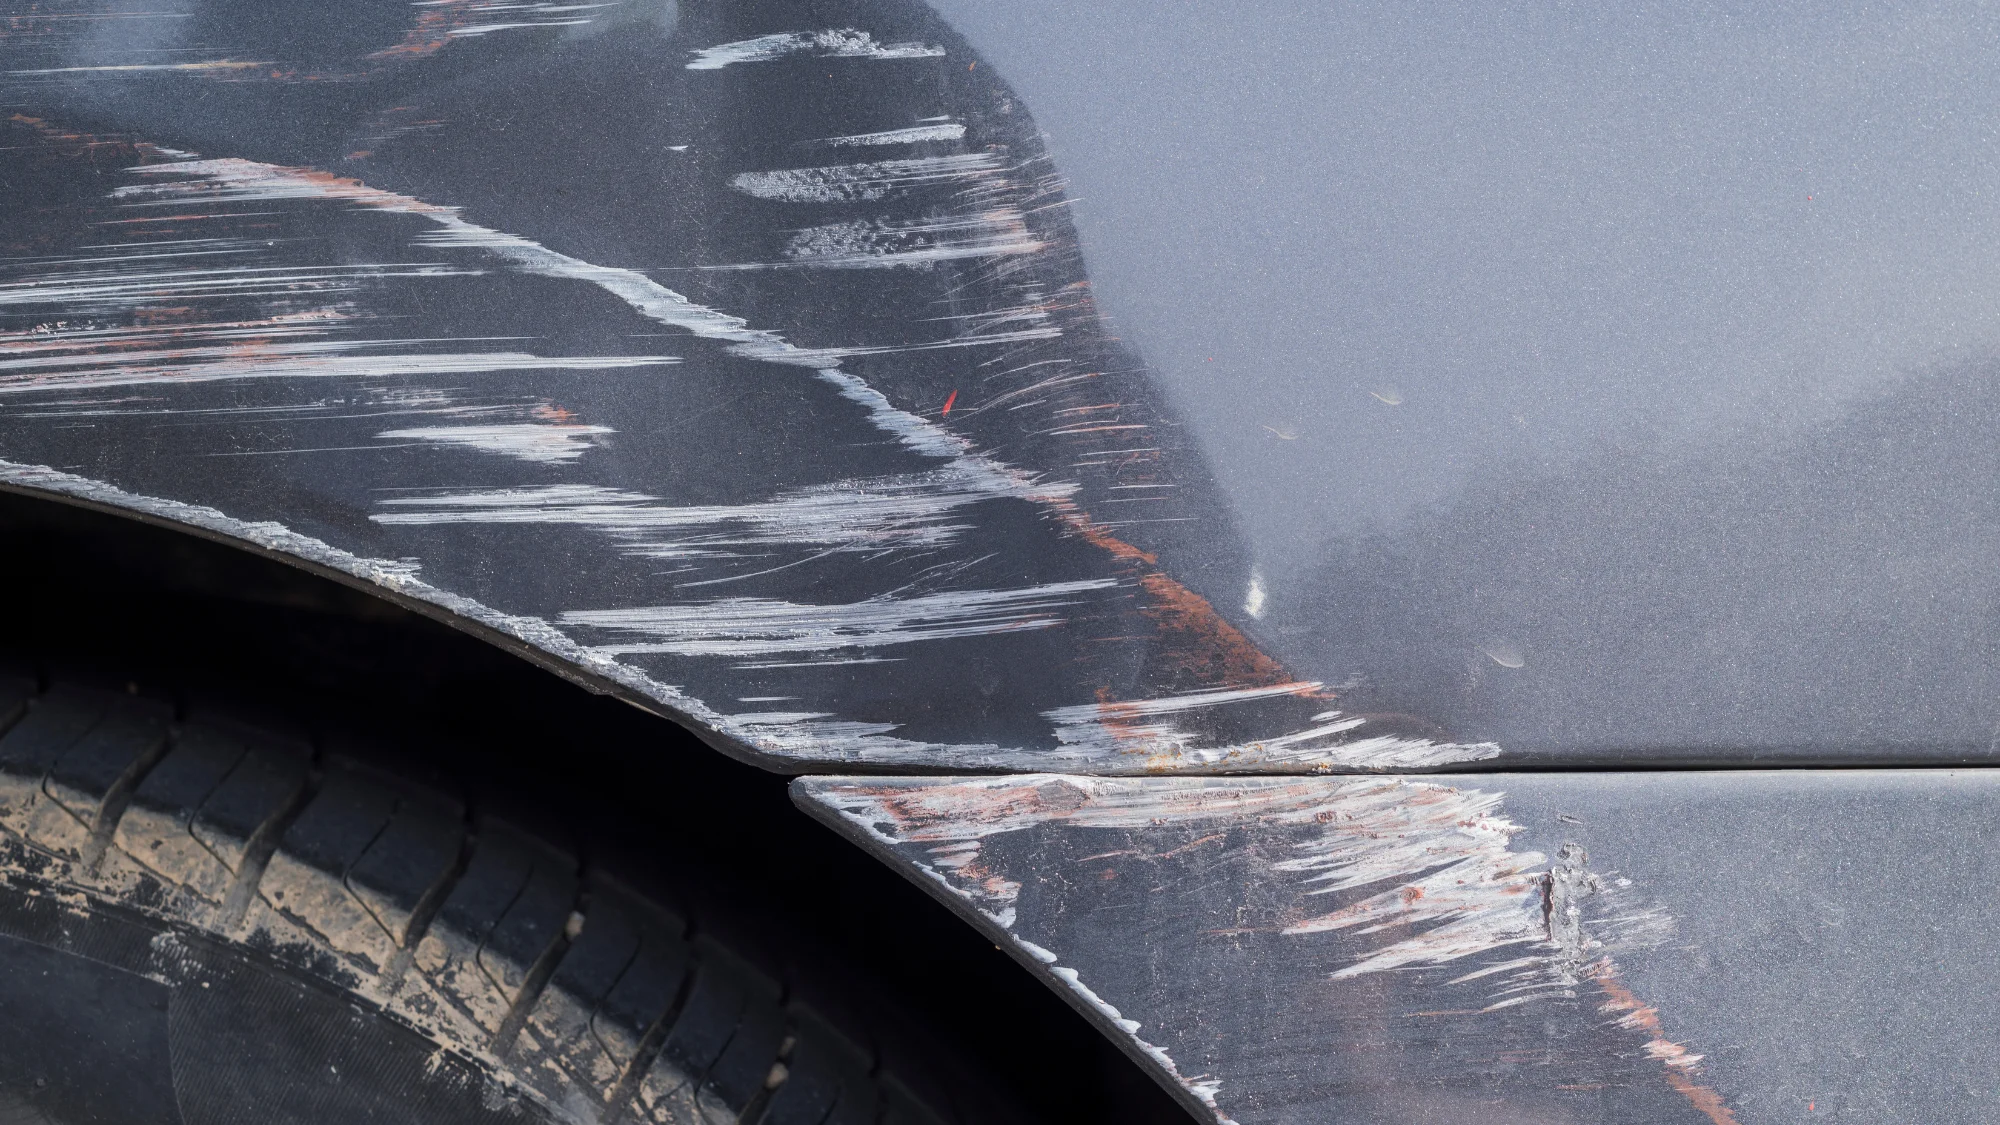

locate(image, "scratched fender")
[[797, 770, 2000, 1125], [0, 0, 1500, 774]]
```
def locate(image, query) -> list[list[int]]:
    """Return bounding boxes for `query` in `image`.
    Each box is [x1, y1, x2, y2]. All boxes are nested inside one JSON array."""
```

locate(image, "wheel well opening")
[[0, 485, 1200, 1125]]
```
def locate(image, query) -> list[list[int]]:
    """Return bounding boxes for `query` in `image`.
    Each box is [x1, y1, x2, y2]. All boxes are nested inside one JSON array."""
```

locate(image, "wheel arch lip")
[[0, 466, 793, 773]]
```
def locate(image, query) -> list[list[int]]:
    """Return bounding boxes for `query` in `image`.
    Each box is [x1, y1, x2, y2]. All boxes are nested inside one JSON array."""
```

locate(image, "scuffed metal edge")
[[784, 777, 1231, 1125]]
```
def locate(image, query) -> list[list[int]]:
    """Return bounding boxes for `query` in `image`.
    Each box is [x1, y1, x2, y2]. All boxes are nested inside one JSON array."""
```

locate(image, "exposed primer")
[[375, 424, 615, 464], [1044, 685, 1501, 772], [684, 29, 944, 70], [556, 579, 1118, 657], [729, 154, 1002, 204], [372, 462, 1077, 559], [823, 122, 965, 147]]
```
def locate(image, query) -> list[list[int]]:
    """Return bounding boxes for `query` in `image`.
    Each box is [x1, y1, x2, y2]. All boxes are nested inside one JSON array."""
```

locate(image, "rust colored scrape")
[[370, 0, 484, 61], [1057, 508, 1293, 690], [1593, 962, 1742, 1125]]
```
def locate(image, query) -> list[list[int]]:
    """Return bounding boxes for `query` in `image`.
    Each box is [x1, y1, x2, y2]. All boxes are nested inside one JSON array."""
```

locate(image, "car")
[[0, 2, 1993, 1122]]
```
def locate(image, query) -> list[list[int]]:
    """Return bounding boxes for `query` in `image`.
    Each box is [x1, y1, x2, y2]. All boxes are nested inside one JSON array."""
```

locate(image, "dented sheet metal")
[[797, 770, 2000, 1125]]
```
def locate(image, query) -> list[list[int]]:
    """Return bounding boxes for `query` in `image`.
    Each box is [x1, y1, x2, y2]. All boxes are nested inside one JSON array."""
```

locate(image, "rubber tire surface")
[[0, 675, 941, 1125]]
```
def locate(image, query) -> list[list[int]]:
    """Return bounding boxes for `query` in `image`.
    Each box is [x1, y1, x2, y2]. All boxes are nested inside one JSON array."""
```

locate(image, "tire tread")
[[0, 680, 947, 1125]]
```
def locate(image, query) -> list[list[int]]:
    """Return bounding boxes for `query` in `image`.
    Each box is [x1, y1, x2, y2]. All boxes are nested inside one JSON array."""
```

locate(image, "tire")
[[0, 676, 938, 1125]]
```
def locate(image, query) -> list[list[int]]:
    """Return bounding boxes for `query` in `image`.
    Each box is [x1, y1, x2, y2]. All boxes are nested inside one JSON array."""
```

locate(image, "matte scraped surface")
[[4, 0, 1997, 768], [797, 770, 2000, 1125]]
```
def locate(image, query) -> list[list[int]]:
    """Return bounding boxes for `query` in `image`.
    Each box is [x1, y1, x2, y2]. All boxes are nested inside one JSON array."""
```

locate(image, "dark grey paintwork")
[[798, 769, 2000, 1125], [2, 4, 1995, 1123], [2, 0, 1995, 768], [935, 0, 2000, 759]]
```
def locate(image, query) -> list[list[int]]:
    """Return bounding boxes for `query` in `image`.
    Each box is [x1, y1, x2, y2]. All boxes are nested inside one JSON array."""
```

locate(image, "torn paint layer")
[[683, 29, 944, 70], [795, 773, 1729, 1125]]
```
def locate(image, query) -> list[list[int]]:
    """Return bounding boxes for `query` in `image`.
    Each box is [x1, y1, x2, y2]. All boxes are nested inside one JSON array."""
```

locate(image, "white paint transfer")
[[810, 774, 1545, 981], [684, 29, 944, 70], [730, 153, 1003, 204], [67, 157, 1502, 775], [1044, 682, 1324, 722], [372, 461, 1077, 558], [823, 122, 966, 147], [0, 263, 480, 313], [780, 209, 1043, 268], [797, 776, 1242, 1122], [113, 158, 1041, 486], [0, 458, 730, 738], [375, 423, 614, 464], [802, 773, 1703, 1121], [1043, 684, 1501, 772], [7, 60, 273, 77], [1043, 957, 1239, 1125], [0, 336, 672, 394], [556, 579, 1118, 657]]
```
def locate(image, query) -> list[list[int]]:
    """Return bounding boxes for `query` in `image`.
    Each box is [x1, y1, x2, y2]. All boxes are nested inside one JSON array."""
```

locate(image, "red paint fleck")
[[941, 389, 958, 417]]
